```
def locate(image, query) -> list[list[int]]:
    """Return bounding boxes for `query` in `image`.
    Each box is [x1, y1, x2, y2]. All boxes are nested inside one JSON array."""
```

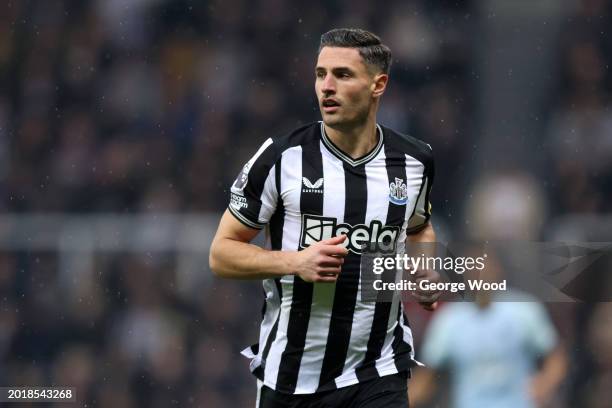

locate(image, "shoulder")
[[380, 124, 434, 167], [433, 302, 487, 331], [495, 289, 538, 303], [246, 122, 319, 169], [270, 121, 320, 154], [429, 302, 470, 329], [497, 294, 550, 319]]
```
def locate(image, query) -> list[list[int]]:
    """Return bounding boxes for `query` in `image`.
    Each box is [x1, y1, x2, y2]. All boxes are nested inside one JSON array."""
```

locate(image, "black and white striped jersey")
[[228, 121, 434, 395]]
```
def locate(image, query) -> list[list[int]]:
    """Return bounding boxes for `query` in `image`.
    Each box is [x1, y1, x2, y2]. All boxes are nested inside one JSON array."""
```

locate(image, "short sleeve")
[[520, 302, 558, 357], [228, 138, 279, 229], [407, 144, 434, 232]]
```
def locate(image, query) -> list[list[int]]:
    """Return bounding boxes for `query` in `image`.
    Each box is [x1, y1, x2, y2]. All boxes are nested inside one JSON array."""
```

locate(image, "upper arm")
[[406, 144, 434, 234], [212, 209, 261, 244]]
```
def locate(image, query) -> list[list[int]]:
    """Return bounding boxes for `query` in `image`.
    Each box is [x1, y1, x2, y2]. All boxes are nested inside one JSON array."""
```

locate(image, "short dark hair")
[[319, 28, 392, 75]]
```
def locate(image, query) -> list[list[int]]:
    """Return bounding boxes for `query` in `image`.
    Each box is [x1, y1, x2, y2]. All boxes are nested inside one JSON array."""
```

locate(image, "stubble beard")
[[322, 106, 369, 132]]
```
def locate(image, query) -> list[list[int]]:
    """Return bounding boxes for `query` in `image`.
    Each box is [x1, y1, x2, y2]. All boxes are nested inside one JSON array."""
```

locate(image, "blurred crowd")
[[545, 1, 612, 406], [0, 250, 263, 407], [0, 0, 610, 407], [0, 0, 471, 217], [546, 0, 612, 216]]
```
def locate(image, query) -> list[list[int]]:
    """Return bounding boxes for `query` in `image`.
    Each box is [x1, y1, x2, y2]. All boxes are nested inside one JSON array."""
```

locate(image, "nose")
[[321, 74, 336, 94]]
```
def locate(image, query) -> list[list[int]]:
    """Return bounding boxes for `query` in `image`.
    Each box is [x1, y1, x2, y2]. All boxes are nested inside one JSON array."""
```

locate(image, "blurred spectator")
[[465, 171, 547, 240], [546, 0, 612, 215], [410, 295, 567, 408], [410, 254, 567, 408]]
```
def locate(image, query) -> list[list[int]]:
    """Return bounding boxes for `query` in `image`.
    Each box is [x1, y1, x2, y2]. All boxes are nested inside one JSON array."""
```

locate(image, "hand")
[[529, 373, 554, 407], [410, 268, 441, 311], [294, 235, 348, 283]]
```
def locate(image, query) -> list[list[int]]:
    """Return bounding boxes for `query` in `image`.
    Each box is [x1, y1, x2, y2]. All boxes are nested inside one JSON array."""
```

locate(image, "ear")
[[371, 73, 388, 98]]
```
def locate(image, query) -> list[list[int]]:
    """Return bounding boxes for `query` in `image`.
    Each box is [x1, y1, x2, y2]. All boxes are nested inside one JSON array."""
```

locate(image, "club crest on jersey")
[[300, 214, 399, 254], [302, 177, 324, 194], [389, 177, 408, 205]]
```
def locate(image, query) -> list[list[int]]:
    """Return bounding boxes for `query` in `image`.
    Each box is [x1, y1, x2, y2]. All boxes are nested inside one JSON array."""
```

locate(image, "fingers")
[[310, 267, 341, 283], [411, 292, 434, 303], [317, 266, 341, 275], [316, 275, 339, 283], [418, 301, 438, 311], [411, 288, 441, 304], [296, 235, 348, 283], [319, 256, 344, 267], [319, 234, 347, 246], [311, 235, 349, 258], [319, 244, 349, 257], [411, 267, 432, 279], [315, 264, 342, 283]]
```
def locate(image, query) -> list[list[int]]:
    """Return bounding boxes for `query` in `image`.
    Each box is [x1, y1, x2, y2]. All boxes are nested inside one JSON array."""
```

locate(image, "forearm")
[[406, 222, 440, 309], [532, 345, 567, 401], [405, 222, 437, 265], [209, 237, 296, 279], [409, 367, 437, 407], [406, 222, 436, 243]]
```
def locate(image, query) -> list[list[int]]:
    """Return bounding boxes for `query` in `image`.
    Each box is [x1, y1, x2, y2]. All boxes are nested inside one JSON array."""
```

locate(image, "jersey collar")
[[319, 121, 384, 167]]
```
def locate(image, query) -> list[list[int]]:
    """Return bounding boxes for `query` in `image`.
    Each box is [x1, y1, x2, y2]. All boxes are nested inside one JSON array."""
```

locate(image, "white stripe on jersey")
[[255, 379, 263, 408], [294, 143, 346, 392], [253, 278, 281, 372], [258, 164, 278, 224], [374, 288, 402, 376], [263, 145, 302, 389], [334, 147, 389, 388], [405, 153, 428, 231], [397, 154, 426, 244]]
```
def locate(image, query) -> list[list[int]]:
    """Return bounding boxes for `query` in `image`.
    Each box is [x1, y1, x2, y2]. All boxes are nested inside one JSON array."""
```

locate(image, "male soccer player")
[[209, 28, 439, 408]]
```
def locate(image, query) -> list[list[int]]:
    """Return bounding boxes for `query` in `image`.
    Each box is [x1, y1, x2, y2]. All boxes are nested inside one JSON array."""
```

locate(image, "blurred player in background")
[[210, 28, 440, 407], [409, 255, 567, 408]]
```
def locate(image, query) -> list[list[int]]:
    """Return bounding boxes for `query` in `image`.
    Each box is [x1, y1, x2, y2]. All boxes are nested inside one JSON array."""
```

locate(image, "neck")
[[475, 292, 492, 309], [324, 118, 379, 160]]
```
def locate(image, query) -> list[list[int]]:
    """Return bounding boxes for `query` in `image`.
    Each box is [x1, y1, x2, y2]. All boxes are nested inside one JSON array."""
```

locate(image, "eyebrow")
[[315, 66, 355, 74]]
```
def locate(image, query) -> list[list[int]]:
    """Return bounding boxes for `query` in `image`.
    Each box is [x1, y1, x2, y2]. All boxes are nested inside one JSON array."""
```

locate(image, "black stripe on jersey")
[[255, 279, 283, 380], [391, 307, 413, 372], [422, 153, 435, 223], [355, 145, 408, 381], [260, 289, 267, 319], [275, 139, 324, 394], [381, 125, 433, 169], [407, 173, 427, 227], [268, 163, 284, 250], [317, 162, 368, 391]]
